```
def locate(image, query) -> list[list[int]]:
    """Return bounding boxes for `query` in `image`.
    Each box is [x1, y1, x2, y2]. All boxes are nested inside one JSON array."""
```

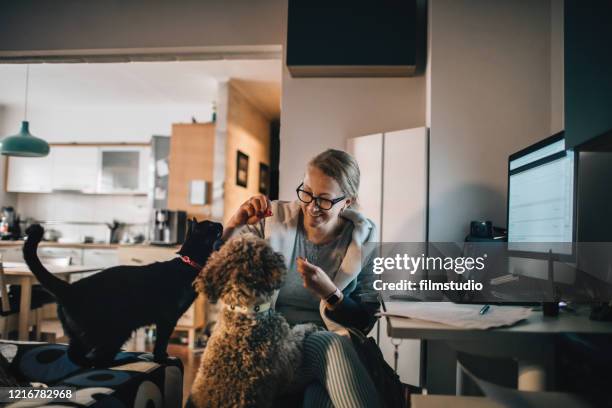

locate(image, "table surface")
[[1, 262, 102, 276], [386, 301, 612, 341]]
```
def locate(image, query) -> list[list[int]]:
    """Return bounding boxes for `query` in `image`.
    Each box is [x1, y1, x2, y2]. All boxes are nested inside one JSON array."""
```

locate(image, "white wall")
[[279, 73, 426, 202], [550, 0, 564, 133], [16, 193, 150, 243], [428, 0, 557, 242], [0, 105, 18, 208]]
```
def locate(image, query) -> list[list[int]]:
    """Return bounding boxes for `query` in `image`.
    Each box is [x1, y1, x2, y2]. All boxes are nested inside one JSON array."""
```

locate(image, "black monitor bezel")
[[506, 131, 578, 262]]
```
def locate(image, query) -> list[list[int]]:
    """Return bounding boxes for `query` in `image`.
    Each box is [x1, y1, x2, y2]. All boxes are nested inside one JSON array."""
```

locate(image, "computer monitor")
[[506, 132, 576, 260]]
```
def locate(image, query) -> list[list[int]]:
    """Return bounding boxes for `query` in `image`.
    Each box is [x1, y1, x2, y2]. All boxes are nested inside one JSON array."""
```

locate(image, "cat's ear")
[[186, 218, 194, 237], [191, 217, 199, 232]]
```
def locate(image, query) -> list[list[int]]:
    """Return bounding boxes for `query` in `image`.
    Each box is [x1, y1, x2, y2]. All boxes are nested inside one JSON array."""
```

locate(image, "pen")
[[479, 304, 490, 315]]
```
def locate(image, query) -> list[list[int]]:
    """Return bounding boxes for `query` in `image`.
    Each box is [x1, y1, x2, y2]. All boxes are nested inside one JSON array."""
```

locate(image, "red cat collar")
[[180, 255, 203, 270]]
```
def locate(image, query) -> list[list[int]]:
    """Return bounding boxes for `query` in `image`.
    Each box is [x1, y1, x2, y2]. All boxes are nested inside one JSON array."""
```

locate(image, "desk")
[[1, 262, 101, 341], [385, 301, 612, 391]]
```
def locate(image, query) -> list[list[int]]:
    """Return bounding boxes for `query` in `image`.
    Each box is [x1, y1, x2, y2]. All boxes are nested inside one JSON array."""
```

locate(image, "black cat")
[[22, 219, 222, 367]]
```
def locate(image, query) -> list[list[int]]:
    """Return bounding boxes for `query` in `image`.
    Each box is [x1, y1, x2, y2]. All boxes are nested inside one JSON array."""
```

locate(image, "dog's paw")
[[25, 224, 44, 241], [292, 323, 320, 338], [303, 323, 320, 335]]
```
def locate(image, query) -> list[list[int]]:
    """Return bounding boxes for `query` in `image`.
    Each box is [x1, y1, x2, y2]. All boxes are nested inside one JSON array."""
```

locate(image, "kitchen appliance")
[[0, 206, 21, 240], [106, 220, 125, 244], [151, 209, 187, 245]]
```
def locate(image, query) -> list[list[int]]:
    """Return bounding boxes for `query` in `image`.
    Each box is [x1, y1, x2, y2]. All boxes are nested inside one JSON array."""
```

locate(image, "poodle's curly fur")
[[190, 235, 316, 408]]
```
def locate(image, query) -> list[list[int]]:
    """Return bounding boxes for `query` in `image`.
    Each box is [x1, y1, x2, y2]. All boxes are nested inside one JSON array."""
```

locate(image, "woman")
[[222, 149, 382, 408]]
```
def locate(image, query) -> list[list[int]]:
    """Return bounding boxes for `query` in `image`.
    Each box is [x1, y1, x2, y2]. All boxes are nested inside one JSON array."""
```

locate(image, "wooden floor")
[[166, 343, 201, 406]]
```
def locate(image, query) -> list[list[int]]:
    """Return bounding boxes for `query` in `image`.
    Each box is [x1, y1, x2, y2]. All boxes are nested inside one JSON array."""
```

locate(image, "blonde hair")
[[308, 149, 360, 208]]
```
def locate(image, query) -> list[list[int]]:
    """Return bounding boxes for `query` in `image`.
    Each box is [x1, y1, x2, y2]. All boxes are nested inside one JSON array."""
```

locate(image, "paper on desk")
[[381, 302, 532, 329]]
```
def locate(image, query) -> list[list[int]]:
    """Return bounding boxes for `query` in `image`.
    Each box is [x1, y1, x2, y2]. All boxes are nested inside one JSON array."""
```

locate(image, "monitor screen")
[[507, 133, 575, 256]]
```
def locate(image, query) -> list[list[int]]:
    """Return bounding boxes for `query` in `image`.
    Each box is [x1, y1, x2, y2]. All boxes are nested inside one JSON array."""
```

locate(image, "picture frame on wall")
[[259, 162, 270, 194], [236, 150, 249, 187]]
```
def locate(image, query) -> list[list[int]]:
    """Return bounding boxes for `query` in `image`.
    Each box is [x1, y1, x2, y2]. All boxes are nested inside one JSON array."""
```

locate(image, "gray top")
[[276, 214, 354, 325]]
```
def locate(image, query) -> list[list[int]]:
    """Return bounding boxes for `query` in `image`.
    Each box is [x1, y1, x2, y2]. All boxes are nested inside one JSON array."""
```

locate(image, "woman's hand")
[[227, 195, 273, 229], [296, 256, 338, 300]]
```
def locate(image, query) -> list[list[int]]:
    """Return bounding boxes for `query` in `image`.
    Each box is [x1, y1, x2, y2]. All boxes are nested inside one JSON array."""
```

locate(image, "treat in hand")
[[256, 209, 273, 219]]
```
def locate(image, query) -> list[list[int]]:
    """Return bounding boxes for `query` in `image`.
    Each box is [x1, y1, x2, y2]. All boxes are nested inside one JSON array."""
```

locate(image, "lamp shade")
[[0, 121, 50, 157]]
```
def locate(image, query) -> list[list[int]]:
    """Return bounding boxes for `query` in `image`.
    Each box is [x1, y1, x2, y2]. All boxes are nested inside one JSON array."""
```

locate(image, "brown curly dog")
[[189, 235, 317, 408]]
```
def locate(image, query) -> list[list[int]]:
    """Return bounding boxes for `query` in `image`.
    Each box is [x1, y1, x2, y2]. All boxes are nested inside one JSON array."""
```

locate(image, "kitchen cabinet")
[[38, 246, 83, 265], [6, 144, 150, 195], [71, 248, 118, 281], [82, 248, 119, 267], [51, 146, 99, 193], [167, 123, 215, 219], [6, 153, 54, 193], [0, 246, 23, 262], [98, 147, 150, 194], [117, 245, 176, 266]]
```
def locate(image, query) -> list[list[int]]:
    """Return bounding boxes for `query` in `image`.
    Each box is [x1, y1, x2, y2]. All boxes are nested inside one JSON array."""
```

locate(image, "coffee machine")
[[151, 209, 187, 245]]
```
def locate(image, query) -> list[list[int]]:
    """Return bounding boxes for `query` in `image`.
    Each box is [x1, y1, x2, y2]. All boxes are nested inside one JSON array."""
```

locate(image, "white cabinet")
[[6, 154, 54, 193], [382, 128, 428, 242], [37, 246, 83, 265], [98, 147, 150, 194], [346, 133, 383, 241], [82, 248, 119, 268], [7, 145, 150, 195], [348, 127, 429, 387], [51, 146, 99, 193], [0, 246, 24, 262]]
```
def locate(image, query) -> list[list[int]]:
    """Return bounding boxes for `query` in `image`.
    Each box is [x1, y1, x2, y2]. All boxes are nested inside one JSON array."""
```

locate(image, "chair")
[[27, 256, 72, 340], [0, 256, 71, 340], [0, 255, 39, 339], [0, 256, 12, 338]]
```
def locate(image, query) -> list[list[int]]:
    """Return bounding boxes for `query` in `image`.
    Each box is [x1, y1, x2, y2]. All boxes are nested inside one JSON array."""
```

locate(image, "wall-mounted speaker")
[[287, 0, 427, 78]]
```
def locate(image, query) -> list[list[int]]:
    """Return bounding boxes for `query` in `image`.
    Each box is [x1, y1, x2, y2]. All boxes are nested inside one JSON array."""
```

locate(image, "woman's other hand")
[[228, 195, 273, 229], [296, 256, 337, 300]]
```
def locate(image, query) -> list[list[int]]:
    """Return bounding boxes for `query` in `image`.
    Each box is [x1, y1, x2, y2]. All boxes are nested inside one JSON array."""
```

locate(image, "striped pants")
[[297, 331, 382, 408]]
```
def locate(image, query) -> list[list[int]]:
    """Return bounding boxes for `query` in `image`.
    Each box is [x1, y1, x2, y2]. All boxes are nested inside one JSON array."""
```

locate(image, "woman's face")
[[300, 165, 351, 230]]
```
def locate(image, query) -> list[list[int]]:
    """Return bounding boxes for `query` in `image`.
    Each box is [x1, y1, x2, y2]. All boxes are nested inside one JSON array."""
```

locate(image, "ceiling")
[[0, 59, 282, 118]]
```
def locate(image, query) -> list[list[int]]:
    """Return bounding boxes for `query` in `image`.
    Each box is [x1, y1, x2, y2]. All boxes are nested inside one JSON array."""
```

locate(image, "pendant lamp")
[[0, 65, 50, 157]]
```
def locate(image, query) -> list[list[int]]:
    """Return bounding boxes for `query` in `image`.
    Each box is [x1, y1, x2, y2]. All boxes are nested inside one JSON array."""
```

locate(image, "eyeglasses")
[[296, 183, 346, 211]]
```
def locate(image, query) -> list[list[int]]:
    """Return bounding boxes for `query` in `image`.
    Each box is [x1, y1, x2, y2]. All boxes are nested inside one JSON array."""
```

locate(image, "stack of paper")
[[381, 302, 532, 329]]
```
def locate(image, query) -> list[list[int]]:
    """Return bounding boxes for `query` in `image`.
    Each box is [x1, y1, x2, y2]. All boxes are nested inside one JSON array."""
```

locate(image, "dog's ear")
[[194, 250, 228, 303], [247, 247, 287, 294]]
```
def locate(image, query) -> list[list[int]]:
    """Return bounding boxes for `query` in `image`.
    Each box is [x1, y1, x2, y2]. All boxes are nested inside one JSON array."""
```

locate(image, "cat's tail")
[[23, 224, 72, 300]]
